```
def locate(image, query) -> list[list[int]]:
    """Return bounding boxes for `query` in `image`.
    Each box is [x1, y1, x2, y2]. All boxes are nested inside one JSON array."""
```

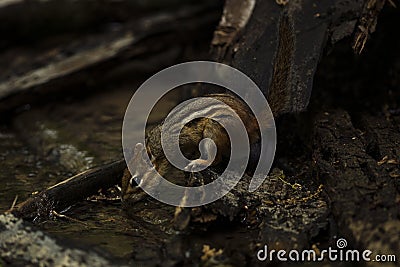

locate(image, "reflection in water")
[[0, 85, 181, 259]]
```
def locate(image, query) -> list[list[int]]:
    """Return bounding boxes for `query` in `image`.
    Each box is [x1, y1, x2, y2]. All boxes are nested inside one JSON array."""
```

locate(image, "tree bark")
[[12, 160, 126, 221]]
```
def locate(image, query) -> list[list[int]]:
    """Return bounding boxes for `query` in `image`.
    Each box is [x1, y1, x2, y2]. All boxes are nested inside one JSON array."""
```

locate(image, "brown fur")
[[146, 93, 260, 177]]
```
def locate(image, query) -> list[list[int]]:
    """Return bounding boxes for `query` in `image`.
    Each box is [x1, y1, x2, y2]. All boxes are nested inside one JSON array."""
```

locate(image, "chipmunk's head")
[[121, 143, 158, 203]]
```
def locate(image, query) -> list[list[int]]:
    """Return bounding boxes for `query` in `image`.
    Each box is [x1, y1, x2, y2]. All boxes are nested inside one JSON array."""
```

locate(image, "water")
[[0, 84, 181, 259]]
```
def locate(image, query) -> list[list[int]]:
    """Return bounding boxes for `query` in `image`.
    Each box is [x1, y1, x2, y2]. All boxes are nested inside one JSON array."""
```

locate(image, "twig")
[[12, 159, 126, 220], [9, 195, 18, 211], [51, 210, 88, 226]]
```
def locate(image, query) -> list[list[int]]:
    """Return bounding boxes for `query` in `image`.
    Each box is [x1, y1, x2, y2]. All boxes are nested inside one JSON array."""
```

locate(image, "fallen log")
[[0, 1, 222, 115], [211, 0, 388, 116], [314, 110, 399, 265], [0, 0, 216, 50], [12, 159, 126, 221]]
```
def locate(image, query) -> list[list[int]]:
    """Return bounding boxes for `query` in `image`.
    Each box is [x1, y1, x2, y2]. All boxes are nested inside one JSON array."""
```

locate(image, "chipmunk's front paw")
[[184, 159, 211, 172]]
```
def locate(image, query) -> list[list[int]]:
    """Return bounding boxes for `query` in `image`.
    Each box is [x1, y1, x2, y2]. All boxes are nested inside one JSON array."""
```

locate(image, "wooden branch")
[[12, 159, 126, 220], [212, 0, 373, 116], [210, 0, 255, 60], [353, 0, 388, 54], [0, 1, 221, 114], [0, 33, 135, 100]]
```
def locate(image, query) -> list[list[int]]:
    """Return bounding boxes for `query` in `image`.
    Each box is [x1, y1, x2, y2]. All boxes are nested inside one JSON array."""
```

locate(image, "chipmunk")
[[121, 93, 261, 205]]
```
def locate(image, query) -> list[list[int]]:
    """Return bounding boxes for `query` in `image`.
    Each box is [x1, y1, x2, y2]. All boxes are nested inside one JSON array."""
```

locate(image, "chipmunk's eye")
[[129, 176, 141, 187]]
